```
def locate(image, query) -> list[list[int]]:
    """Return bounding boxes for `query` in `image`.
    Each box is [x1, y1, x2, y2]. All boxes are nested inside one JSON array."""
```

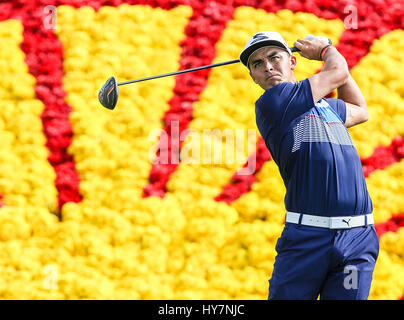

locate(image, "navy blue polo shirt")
[[255, 79, 372, 217]]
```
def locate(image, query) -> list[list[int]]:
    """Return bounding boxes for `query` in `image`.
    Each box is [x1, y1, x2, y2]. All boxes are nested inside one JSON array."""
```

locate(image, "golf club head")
[[98, 76, 118, 110]]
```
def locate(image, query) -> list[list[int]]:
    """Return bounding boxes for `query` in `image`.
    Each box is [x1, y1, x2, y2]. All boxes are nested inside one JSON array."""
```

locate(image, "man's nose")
[[263, 60, 273, 72]]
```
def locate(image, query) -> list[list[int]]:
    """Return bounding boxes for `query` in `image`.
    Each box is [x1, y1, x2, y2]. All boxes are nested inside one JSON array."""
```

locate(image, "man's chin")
[[264, 79, 283, 90]]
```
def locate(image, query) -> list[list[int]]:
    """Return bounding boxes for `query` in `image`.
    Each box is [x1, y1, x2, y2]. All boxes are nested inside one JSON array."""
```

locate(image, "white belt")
[[286, 211, 374, 229]]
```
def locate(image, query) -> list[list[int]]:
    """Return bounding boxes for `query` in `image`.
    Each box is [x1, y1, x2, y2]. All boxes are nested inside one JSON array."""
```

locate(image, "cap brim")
[[240, 40, 291, 67]]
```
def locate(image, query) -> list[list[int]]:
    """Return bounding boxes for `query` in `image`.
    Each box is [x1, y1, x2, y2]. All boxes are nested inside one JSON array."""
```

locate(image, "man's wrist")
[[320, 45, 332, 60]]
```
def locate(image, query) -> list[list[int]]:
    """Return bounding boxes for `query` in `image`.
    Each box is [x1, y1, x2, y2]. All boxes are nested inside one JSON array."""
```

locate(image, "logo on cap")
[[250, 34, 268, 45]]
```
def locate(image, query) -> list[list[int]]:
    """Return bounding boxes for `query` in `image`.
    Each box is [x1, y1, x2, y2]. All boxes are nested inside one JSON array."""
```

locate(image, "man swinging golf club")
[[239, 32, 379, 300]]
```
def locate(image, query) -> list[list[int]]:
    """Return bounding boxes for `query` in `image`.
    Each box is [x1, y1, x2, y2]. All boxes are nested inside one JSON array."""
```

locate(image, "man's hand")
[[293, 36, 331, 61]]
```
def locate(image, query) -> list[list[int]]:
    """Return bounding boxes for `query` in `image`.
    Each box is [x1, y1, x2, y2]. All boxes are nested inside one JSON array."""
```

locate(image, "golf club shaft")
[[117, 59, 240, 86], [116, 46, 300, 86]]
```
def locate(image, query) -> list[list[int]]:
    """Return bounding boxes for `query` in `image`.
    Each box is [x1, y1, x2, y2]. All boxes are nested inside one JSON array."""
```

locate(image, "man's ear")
[[290, 55, 297, 70]]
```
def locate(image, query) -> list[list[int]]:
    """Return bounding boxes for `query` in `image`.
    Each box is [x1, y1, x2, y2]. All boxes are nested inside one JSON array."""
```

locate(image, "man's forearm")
[[337, 74, 367, 108], [322, 46, 349, 75]]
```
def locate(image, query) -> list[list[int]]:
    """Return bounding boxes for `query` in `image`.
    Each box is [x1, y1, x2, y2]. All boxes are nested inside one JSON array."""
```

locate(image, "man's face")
[[248, 46, 297, 90]]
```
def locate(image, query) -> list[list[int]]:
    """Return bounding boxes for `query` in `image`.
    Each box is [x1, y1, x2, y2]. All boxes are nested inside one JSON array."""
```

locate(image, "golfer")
[[239, 32, 379, 300]]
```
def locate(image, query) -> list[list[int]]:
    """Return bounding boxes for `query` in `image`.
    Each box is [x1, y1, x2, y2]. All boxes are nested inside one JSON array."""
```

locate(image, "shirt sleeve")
[[326, 98, 347, 124], [256, 78, 315, 127]]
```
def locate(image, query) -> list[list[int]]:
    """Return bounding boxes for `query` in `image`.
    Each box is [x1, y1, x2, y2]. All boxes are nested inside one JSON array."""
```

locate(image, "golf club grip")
[[117, 59, 240, 86]]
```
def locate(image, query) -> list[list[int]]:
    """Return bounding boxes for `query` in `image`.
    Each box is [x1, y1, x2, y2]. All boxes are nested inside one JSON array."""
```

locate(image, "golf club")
[[98, 45, 308, 110]]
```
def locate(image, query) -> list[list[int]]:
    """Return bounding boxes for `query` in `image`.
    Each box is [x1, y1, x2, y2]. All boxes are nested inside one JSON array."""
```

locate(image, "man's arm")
[[337, 74, 369, 128], [294, 38, 349, 103], [294, 37, 368, 128]]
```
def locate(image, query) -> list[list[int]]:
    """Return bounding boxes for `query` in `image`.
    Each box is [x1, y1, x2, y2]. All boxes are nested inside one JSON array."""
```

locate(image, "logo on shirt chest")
[[313, 99, 343, 124], [291, 99, 353, 153]]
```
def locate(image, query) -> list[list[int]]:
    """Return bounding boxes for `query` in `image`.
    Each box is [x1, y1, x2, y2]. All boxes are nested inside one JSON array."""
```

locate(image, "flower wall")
[[0, 0, 403, 299]]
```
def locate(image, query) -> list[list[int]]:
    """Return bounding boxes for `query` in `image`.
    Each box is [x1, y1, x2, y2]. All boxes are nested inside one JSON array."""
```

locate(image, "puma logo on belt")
[[342, 218, 351, 226]]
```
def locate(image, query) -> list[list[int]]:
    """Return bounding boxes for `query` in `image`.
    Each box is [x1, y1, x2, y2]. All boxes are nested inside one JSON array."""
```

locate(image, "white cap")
[[239, 31, 292, 68]]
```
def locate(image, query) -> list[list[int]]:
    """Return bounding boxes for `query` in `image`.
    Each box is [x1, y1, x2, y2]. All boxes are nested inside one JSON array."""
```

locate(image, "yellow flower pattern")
[[0, 3, 403, 300]]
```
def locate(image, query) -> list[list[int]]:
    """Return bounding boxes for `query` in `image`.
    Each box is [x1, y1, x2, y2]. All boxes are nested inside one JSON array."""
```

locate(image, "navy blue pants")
[[268, 223, 379, 300]]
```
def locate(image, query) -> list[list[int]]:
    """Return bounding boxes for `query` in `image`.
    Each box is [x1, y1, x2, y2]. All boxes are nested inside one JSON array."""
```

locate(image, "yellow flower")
[[1, 3, 404, 300]]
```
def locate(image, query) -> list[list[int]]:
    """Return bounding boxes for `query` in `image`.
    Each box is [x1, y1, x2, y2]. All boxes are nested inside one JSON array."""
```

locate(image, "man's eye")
[[271, 56, 279, 60]]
